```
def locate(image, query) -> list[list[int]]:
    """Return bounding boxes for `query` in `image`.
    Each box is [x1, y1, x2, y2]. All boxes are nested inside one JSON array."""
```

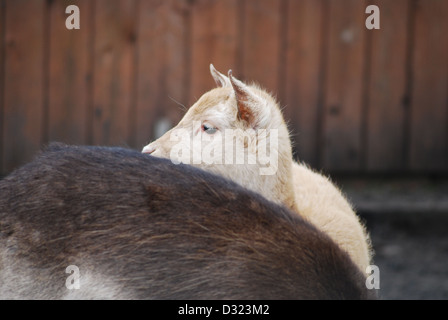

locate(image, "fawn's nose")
[[142, 144, 156, 154]]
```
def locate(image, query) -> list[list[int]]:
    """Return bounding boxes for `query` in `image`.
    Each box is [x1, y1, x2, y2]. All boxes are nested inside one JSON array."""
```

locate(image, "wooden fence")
[[1, 0, 447, 175]]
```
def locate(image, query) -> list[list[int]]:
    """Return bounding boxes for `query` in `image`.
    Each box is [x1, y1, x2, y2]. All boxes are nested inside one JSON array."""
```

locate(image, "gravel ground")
[[339, 177, 448, 300]]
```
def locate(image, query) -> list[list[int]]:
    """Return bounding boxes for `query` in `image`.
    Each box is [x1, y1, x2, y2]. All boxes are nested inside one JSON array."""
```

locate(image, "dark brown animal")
[[0, 143, 376, 299]]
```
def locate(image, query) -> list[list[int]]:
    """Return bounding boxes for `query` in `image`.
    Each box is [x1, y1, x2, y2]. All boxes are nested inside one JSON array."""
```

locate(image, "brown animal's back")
[[0, 144, 375, 299]]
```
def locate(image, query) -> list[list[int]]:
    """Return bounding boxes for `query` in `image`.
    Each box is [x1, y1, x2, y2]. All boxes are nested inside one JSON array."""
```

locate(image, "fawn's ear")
[[228, 70, 269, 129], [210, 64, 231, 88]]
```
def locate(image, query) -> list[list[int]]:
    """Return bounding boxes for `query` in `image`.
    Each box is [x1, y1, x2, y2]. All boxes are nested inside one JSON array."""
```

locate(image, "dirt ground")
[[339, 177, 448, 300], [362, 212, 448, 299]]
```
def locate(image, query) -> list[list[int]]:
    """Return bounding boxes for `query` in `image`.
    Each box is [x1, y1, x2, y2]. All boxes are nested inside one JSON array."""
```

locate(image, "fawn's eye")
[[202, 124, 218, 134]]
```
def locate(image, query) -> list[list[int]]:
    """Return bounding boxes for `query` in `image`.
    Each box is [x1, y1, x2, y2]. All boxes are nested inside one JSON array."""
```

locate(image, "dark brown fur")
[[0, 143, 376, 299]]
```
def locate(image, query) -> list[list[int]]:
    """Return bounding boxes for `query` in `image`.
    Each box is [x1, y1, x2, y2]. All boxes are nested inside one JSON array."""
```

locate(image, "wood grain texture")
[[409, 0, 448, 171], [322, 0, 367, 172], [366, 0, 409, 171], [92, 0, 137, 146], [242, 0, 281, 94], [0, 0, 5, 174], [135, 0, 190, 148], [284, 0, 324, 166], [190, 0, 238, 105], [0, 0, 447, 175], [48, 0, 91, 145], [2, 0, 45, 173]]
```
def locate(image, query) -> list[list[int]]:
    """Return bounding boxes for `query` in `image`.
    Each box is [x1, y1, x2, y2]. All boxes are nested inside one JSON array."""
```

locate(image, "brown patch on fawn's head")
[[142, 64, 296, 211]]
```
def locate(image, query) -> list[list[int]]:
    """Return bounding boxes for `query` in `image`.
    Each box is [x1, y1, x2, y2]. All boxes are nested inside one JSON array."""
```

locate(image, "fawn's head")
[[142, 65, 295, 210]]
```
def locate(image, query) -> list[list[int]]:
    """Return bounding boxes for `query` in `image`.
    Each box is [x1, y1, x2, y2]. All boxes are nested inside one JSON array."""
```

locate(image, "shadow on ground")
[[339, 177, 448, 300], [363, 212, 448, 299]]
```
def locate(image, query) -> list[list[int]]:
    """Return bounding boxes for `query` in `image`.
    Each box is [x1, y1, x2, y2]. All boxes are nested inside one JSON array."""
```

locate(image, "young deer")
[[0, 144, 375, 299], [142, 65, 372, 274]]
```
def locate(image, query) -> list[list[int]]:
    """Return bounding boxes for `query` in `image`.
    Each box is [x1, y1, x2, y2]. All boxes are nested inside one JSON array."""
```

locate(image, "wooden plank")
[[190, 0, 238, 104], [48, 0, 91, 145], [0, 0, 5, 175], [284, 0, 324, 167], [2, 0, 45, 174], [409, 0, 448, 171], [92, 0, 137, 147], [322, 0, 367, 172], [366, 0, 409, 171], [242, 0, 281, 93], [135, 0, 190, 148]]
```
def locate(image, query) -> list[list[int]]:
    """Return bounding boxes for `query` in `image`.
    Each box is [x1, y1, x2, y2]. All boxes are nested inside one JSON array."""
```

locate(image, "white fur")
[[143, 64, 372, 273], [291, 162, 372, 272]]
